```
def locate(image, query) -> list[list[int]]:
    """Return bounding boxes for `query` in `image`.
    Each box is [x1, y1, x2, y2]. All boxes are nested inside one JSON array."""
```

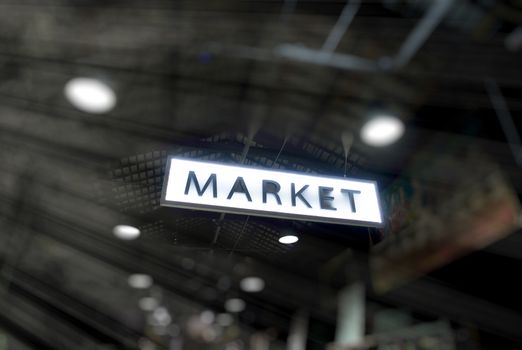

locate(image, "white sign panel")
[[161, 157, 383, 227]]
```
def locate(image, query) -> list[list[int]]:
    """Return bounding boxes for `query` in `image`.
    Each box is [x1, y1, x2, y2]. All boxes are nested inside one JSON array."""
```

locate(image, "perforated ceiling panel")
[[106, 132, 370, 258]]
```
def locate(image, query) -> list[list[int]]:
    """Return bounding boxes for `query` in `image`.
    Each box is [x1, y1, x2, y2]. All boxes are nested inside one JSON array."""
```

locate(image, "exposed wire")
[[228, 216, 250, 257], [341, 131, 353, 177], [228, 135, 289, 256], [272, 133, 289, 168]]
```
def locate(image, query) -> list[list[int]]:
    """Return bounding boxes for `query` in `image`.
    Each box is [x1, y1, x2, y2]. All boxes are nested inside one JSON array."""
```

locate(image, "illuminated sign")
[[161, 158, 383, 226]]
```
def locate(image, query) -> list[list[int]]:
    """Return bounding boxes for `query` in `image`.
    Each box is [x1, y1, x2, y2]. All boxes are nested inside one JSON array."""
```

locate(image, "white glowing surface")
[[279, 235, 299, 244], [128, 274, 153, 289], [162, 158, 382, 226], [240, 277, 265, 293], [65, 77, 116, 113], [200, 310, 215, 324], [139, 297, 158, 311], [224, 298, 245, 313], [151, 306, 171, 326], [360, 115, 404, 147], [112, 225, 140, 240]]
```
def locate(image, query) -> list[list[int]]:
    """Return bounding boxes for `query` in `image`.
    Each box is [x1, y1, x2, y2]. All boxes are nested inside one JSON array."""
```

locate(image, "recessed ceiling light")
[[200, 310, 215, 324], [113, 225, 141, 240], [150, 306, 171, 326], [64, 77, 116, 114], [360, 115, 405, 147], [128, 273, 153, 289], [139, 297, 158, 311], [278, 235, 298, 244], [239, 277, 265, 293], [224, 298, 245, 313]]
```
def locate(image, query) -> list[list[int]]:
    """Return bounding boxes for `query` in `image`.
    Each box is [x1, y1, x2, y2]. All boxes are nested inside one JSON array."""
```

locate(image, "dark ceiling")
[[0, 1, 522, 349]]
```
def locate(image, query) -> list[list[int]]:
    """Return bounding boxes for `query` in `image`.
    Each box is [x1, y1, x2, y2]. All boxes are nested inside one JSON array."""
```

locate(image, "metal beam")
[[393, 0, 454, 69]]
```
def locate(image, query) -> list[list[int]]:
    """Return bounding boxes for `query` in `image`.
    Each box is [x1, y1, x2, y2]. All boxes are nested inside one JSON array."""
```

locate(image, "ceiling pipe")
[[392, 0, 454, 69], [277, 0, 453, 71], [321, 0, 361, 54], [200, 0, 458, 73], [276, 44, 379, 71], [275, 0, 375, 71]]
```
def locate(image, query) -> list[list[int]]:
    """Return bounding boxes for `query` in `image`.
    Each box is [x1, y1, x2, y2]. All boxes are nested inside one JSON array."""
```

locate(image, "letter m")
[[184, 171, 217, 198]]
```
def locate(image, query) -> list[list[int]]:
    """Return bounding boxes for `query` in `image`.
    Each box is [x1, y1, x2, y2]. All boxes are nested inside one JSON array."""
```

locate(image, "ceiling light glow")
[[139, 297, 159, 311], [128, 274, 153, 289], [360, 115, 404, 147], [224, 298, 245, 313], [65, 77, 116, 113], [239, 277, 265, 293], [279, 235, 298, 244], [200, 310, 215, 324], [150, 306, 171, 326], [113, 225, 141, 240]]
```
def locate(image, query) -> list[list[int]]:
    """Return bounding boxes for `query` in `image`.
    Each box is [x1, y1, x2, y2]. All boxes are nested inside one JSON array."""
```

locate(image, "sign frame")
[[160, 156, 384, 227]]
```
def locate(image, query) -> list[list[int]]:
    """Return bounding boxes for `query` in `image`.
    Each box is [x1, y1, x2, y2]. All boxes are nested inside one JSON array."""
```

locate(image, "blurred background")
[[1, 0, 522, 349]]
